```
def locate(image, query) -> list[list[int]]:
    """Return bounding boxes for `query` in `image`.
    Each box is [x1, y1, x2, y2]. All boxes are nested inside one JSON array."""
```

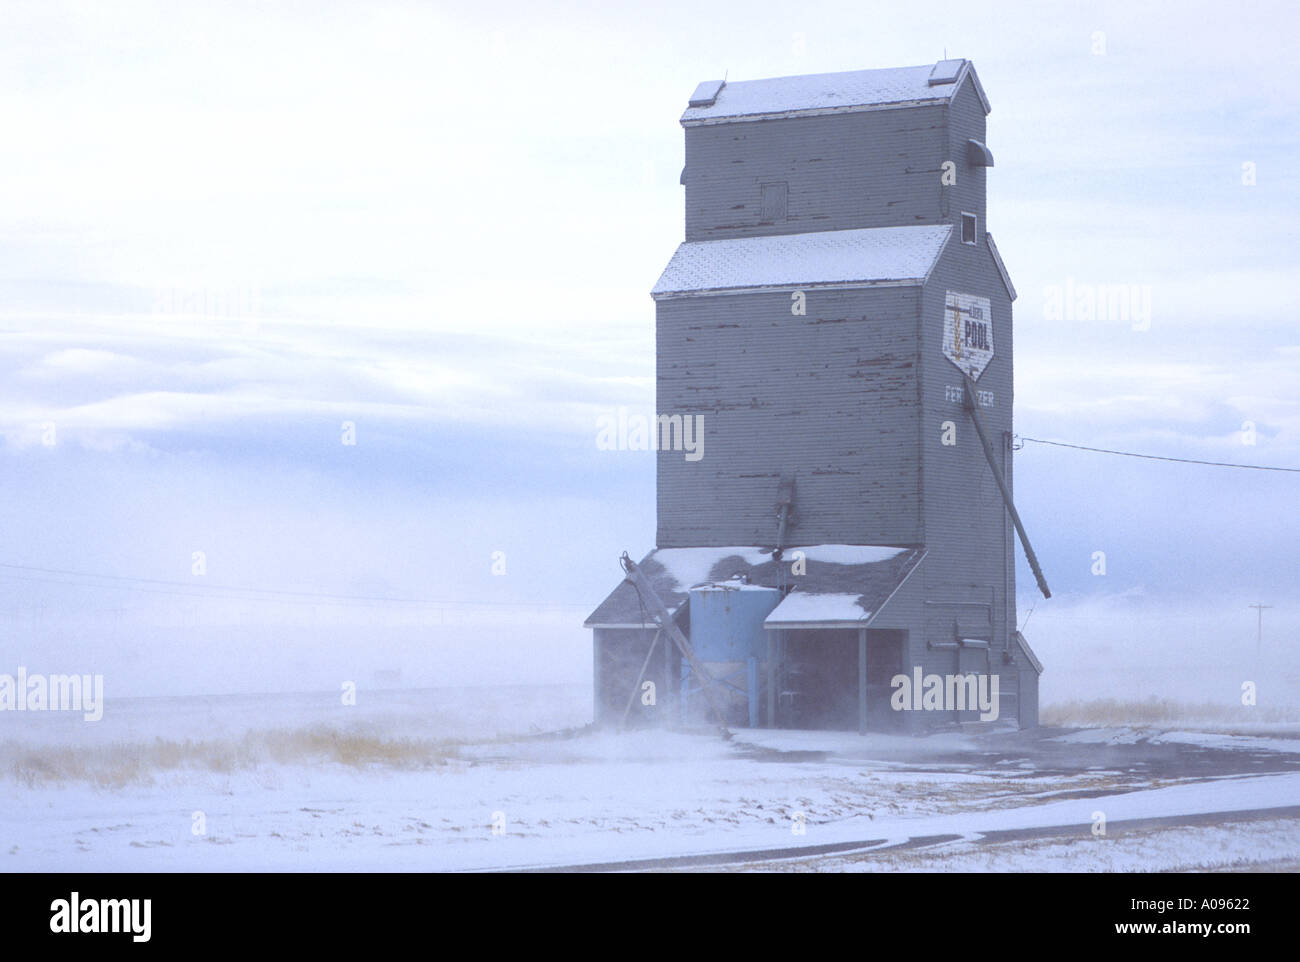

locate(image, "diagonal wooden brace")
[[963, 374, 1051, 600], [619, 552, 732, 736]]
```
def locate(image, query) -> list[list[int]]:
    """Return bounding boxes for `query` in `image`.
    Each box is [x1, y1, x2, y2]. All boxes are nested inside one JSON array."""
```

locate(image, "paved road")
[[511, 728, 1300, 872], [516, 803, 1300, 873]]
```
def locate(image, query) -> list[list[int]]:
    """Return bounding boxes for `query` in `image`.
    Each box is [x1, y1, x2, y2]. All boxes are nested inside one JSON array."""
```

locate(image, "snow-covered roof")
[[585, 545, 925, 628], [781, 545, 907, 566], [680, 60, 989, 126], [690, 581, 781, 593], [763, 547, 924, 628], [763, 591, 872, 626], [585, 546, 776, 626], [648, 546, 772, 591], [651, 224, 952, 299]]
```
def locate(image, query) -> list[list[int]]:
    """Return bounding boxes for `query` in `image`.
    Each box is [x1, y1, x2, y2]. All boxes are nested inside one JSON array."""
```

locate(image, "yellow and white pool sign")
[[943, 291, 993, 380]]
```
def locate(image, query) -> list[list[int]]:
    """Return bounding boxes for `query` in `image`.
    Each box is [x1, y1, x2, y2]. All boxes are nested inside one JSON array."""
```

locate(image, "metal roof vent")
[[688, 79, 726, 107], [928, 59, 964, 85], [966, 139, 995, 166]]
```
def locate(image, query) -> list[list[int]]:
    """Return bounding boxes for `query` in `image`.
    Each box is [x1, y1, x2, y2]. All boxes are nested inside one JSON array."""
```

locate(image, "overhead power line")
[[1016, 436, 1300, 473], [0, 561, 586, 612], [0, 569, 418, 609]]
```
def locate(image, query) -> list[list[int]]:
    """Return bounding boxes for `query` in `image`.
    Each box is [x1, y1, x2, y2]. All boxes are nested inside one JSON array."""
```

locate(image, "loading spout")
[[773, 476, 795, 556], [963, 375, 1051, 599]]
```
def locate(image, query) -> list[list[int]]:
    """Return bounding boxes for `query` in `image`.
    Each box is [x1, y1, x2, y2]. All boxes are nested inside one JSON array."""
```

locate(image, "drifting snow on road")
[[3, 685, 1300, 872]]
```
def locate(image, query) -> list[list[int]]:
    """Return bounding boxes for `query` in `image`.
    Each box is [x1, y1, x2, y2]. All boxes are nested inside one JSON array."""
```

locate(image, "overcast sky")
[[0, 0, 1296, 699]]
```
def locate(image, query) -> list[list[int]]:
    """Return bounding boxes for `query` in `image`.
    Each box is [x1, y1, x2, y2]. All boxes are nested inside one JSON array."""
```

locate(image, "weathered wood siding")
[[916, 224, 1017, 669], [683, 106, 947, 241], [941, 75, 988, 231], [655, 286, 923, 548]]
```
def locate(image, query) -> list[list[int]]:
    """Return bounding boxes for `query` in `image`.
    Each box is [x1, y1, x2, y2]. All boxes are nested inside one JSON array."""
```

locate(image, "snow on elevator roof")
[[584, 545, 925, 628], [651, 224, 952, 298], [680, 60, 989, 125]]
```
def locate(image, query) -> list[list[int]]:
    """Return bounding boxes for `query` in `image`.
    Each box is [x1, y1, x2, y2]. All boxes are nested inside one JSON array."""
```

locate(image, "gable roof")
[[651, 224, 952, 299], [681, 59, 990, 126], [986, 231, 1017, 302], [1014, 631, 1044, 674]]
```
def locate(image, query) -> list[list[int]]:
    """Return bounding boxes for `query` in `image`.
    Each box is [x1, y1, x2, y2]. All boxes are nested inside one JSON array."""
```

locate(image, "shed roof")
[[680, 60, 989, 126], [762, 547, 925, 628], [1014, 631, 1044, 675], [585, 544, 925, 628], [651, 224, 952, 299]]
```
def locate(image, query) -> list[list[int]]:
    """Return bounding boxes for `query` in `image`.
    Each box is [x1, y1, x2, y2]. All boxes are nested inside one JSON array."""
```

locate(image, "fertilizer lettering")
[[890, 668, 999, 721]]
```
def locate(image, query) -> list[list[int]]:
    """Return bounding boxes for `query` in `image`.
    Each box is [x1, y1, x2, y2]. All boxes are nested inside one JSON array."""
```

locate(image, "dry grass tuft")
[[1, 728, 461, 787]]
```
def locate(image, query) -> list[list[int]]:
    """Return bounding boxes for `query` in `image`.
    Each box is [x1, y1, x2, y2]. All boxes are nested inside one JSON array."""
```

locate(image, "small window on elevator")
[[961, 212, 977, 244]]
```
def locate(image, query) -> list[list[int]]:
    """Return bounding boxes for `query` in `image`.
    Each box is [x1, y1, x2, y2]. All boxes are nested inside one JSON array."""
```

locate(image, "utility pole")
[[1248, 603, 1272, 660]]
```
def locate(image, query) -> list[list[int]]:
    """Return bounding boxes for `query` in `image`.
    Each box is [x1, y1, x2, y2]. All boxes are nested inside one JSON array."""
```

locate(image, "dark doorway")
[[781, 629, 858, 729], [779, 628, 906, 731], [594, 627, 676, 728]]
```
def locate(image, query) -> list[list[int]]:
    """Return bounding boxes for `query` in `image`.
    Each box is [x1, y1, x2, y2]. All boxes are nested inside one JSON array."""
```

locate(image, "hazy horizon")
[[0, 0, 1295, 707]]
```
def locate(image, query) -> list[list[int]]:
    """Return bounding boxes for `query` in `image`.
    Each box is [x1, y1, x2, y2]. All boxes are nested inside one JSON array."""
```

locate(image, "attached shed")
[[586, 545, 925, 731]]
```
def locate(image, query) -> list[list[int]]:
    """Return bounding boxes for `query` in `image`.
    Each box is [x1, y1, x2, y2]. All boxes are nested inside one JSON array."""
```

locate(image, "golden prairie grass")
[[1, 728, 461, 788]]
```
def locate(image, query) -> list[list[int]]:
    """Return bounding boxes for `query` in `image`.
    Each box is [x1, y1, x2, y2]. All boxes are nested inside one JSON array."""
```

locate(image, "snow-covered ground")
[[3, 684, 1299, 872], [714, 818, 1300, 873]]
